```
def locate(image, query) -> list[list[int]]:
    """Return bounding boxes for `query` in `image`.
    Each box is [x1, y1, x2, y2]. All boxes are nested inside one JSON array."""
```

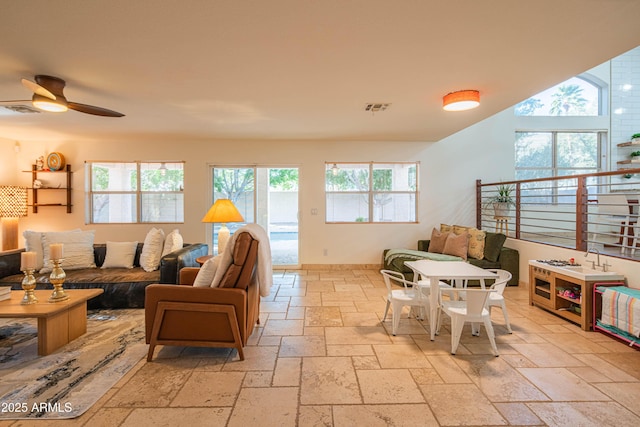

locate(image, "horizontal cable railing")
[[477, 168, 640, 260]]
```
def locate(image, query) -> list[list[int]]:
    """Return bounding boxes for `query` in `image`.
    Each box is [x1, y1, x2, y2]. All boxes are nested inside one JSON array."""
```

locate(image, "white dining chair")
[[380, 269, 430, 336], [437, 288, 499, 356], [486, 269, 513, 333]]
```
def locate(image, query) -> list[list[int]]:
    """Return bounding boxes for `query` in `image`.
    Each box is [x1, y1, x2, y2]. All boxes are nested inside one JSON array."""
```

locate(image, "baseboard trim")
[[299, 264, 381, 271]]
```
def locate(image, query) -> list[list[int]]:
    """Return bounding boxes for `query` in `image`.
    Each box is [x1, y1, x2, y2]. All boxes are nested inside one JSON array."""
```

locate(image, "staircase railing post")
[[576, 177, 588, 251]]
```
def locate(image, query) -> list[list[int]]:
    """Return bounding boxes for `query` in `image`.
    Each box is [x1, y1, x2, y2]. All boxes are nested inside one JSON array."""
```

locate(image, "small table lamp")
[[0, 186, 28, 251], [202, 199, 244, 254]]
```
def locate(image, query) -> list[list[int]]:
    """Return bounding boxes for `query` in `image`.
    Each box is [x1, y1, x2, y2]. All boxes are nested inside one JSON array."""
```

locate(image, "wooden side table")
[[196, 255, 213, 266]]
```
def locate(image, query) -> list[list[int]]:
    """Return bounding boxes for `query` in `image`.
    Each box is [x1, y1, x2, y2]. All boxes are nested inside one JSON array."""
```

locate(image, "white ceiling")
[[1, 0, 639, 144]]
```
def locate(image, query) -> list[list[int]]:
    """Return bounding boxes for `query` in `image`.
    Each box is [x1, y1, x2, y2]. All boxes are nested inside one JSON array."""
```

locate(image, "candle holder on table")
[[21, 268, 38, 305], [48, 258, 69, 302]]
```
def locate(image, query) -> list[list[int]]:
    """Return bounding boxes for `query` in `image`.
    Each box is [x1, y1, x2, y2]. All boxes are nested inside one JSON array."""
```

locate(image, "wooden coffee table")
[[0, 288, 104, 356]]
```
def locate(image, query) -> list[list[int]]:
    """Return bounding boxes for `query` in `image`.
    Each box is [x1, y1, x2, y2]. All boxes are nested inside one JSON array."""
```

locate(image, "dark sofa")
[[383, 231, 519, 286], [0, 243, 208, 308]]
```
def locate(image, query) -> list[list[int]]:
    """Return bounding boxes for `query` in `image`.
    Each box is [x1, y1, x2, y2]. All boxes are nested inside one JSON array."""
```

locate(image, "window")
[[86, 161, 184, 223], [325, 162, 418, 223], [515, 76, 601, 116], [514, 73, 607, 204], [515, 131, 601, 179], [515, 131, 602, 203]]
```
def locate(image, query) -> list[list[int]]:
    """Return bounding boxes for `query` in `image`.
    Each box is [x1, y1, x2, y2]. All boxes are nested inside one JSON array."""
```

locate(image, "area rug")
[[0, 309, 146, 419]]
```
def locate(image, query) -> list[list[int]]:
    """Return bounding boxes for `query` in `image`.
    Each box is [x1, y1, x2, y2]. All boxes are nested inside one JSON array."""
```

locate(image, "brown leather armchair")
[[145, 232, 260, 361]]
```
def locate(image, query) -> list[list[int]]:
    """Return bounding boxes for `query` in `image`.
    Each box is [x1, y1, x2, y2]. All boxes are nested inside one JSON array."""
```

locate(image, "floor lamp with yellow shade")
[[202, 199, 244, 254], [0, 186, 27, 251]]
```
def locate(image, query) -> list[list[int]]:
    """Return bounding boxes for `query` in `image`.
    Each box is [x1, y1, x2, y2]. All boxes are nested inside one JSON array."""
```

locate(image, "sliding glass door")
[[210, 166, 299, 266]]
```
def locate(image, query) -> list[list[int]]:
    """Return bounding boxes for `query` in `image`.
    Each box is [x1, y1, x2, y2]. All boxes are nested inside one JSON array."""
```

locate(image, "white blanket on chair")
[[211, 223, 273, 297]]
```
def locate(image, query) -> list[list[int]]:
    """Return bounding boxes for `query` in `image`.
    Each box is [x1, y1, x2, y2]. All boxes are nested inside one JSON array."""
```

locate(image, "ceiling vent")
[[1, 104, 41, 114], [364, 103, 391, 113]]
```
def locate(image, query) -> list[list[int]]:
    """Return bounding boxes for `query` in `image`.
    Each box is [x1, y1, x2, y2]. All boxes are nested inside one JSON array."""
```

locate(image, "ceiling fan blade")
[[68, 102, 125, 117], [21, 78, 56, 100]]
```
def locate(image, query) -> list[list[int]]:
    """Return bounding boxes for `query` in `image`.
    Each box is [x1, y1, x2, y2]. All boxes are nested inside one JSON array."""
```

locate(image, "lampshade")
[[0, 186, 27, 218], [0, 186, 27, 251], [442, 90, 480, 112], [202, 199, 244, 254], [202, 199, 244, 223]]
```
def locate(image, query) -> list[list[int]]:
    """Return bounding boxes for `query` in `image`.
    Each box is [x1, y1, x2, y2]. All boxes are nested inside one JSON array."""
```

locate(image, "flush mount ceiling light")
[[442, 90, 480, 112]]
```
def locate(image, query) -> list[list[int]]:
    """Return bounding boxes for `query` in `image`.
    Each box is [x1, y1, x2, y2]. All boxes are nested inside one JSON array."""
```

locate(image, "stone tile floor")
[[5, 269, 640, 426]]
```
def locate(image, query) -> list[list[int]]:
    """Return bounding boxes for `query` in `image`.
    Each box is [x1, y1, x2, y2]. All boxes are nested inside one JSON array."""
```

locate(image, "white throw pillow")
[[41, 230, 96, 273], [193, 255, 221, 287], [23, 229, 80, 271], [139, 228, 165, 272], [161, 229, 183, 257], [101, 241, 139, 269]]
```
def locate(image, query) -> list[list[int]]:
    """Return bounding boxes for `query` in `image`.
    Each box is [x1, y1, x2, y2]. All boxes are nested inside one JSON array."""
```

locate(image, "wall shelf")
[[617, 140, 640, 147], [25, 164, 72, 213], [616, 159, 640, 165]]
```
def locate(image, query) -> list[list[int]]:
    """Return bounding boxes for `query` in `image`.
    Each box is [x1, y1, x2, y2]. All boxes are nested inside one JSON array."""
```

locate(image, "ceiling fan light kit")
[[442, 89, 480, 111], [32, 93, 68, 112]]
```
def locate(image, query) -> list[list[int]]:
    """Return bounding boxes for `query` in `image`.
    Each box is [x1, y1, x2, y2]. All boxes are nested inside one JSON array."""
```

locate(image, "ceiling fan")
[[2, 75, 124, 117]]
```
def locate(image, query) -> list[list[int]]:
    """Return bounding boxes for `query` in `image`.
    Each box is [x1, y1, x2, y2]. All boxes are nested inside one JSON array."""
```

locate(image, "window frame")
[[325, 161, 419, 224], [85, 161, 185, 224], [515, 131, 604, 178], [514, 75, 604, 117], [515, 131, 604, 205]]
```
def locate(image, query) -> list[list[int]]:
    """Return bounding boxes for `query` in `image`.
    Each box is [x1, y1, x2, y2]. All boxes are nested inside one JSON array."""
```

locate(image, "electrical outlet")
[[311, 208, 318, 215], [323, 249, 328, 256]]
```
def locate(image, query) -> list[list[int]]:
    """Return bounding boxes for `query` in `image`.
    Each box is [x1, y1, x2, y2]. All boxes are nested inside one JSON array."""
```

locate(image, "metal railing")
[[477, 168, 640, 260]]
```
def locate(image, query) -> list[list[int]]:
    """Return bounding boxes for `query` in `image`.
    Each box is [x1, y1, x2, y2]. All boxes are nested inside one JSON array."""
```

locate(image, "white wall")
[[1, 124, 517, 266]]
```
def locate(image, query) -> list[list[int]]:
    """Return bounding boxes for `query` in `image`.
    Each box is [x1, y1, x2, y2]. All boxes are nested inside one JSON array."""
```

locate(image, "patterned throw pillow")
[[441, 224, 486, 260], [440, 223, 453, 233], [466, 227, 486, 260]]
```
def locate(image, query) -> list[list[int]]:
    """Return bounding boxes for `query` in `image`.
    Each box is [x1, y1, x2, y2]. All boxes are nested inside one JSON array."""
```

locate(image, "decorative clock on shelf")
[[47, 152, 66, 171]]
